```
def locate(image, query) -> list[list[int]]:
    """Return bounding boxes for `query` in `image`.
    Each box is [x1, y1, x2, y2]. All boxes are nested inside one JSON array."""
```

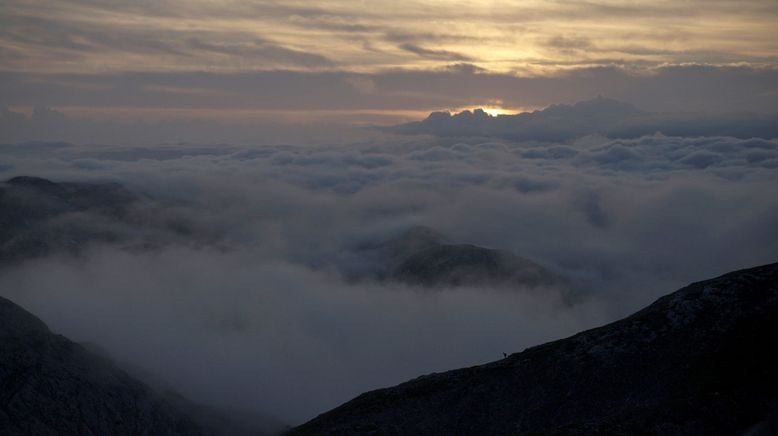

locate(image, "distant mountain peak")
[[7, 175, 61, 188], [349, 225, 563, 292], [393, 96, 646, 140], [391, 96, 778, 141]]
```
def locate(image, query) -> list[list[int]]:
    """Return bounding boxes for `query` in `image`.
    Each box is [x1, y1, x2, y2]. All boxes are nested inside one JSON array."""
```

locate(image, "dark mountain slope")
[[0, 295, 209, 435], [393, 242, 555, 289], [0, 176, 201, 266], [351, 226, 560, 291], [288, 262, 778, 435], [0, 176, 139, 264]]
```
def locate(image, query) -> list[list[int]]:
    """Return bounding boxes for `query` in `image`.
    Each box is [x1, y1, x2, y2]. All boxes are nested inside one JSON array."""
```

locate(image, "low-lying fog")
[[1, 131, 777, 424]]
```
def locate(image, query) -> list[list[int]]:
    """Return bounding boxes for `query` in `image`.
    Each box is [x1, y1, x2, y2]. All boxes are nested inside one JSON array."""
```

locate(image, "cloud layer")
[[1, 128, 777, 424]]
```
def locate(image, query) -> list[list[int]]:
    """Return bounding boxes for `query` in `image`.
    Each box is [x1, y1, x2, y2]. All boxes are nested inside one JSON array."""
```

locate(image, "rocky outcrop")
[[288, 262, 778, 435]]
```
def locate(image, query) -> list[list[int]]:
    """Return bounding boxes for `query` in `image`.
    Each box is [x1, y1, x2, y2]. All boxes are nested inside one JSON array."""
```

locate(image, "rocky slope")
[[0, 295, 246, 435], [351, 226, 561, 291], [288, 262, 778, 435]]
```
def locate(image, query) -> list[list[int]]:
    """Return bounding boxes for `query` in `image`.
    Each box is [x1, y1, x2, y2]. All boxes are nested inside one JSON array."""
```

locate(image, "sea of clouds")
[[1, 128, 777, 424]]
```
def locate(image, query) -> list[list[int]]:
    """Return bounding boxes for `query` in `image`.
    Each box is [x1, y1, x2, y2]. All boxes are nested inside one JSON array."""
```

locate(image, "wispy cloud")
[[185, 38, 334, 68], [398, 43, 474, 62], [1, 0, 776, 74]]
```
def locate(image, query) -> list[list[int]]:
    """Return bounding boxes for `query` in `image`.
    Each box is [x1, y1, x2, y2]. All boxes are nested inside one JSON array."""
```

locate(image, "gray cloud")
[[384, 31, 484, 45], [185, 38, 334, 68], [398, 43, 474, 61], [0, 14, 187, 57], [0, 9, 335, 71], [1, 66, 776, 122], [545, 35, 594, 54]]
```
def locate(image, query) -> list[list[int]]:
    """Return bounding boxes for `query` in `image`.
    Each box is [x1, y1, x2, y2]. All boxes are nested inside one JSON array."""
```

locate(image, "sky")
[[1, 0, 777, 130]]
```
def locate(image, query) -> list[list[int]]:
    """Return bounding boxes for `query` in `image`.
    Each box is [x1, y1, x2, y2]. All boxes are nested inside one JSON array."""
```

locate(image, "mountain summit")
[[349, 226, 561, 291], [288, 262, 778, 435]]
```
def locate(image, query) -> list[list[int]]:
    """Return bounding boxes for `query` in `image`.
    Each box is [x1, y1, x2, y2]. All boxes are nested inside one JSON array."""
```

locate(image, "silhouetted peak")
[[425, 111, 452, 121], [7, 175, 59, 188], [395, 97, 654, 140], [5, 176, 68, 198]]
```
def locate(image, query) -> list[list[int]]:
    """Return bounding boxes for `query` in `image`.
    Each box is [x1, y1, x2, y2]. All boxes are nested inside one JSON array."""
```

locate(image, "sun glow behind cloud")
[[1, 0, 776, 125], [447, 106, 531, 117], [479, 106, 527, 117]]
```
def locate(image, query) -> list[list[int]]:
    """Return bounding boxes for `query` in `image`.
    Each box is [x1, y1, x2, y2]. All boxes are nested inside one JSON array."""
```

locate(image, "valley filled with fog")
[[1, 117, 777, 424]]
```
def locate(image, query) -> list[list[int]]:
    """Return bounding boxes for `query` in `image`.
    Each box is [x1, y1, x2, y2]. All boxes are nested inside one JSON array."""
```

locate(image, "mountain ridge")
[[288, 261, 778, 435], [347, 225, 563, 292], [0, 295, 211, 435], [391, 97, 778, 140]]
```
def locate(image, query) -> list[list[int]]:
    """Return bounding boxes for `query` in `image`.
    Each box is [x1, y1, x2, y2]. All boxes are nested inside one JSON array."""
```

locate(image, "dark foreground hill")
[[289, 262, 778, 435], [0, 295, 282, 435], [0, 296, 210, 434]]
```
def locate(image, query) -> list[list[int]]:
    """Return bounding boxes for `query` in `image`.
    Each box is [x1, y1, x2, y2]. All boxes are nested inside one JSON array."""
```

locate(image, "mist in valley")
[[2, 124, 777, 425]]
